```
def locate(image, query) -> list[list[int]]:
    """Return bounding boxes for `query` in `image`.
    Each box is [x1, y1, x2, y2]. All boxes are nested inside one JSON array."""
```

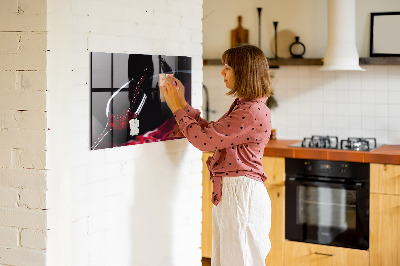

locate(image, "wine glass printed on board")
[[91, 52, 192, 150]]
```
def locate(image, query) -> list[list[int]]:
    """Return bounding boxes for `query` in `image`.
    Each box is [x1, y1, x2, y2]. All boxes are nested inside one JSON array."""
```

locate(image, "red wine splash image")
[[91, 69, 149, 150]]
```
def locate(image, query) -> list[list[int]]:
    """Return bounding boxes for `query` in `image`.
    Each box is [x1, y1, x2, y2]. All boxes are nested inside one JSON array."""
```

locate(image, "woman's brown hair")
[[221, 44, 273, 99]]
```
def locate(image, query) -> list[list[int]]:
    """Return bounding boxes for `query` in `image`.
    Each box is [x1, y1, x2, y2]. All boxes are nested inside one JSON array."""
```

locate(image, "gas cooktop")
[[289, 135, 383, 151]]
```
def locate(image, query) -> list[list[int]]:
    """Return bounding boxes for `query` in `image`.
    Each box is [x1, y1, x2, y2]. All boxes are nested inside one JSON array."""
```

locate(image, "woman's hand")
[[161, 76, 186, 113], [172, 76, 187, 108]]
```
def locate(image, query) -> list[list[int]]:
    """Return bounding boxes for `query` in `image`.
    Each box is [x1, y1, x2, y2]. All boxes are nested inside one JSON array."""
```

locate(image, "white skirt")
[[212, 176, 271, 266]]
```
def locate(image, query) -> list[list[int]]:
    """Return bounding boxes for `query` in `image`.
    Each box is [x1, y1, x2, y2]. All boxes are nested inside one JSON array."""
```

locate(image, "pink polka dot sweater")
[[173, 97, 271, 206]]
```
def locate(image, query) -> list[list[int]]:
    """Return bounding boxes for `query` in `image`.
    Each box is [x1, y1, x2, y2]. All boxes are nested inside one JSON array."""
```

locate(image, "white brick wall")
[[21, 229, 47, 250], [0, 0, 48, 265], [0, 248, 46, 266], [47, 1, 203, 266], [0, 169, 47, 189], [0, 227, 19, 247], [0, 187, 19, 208]]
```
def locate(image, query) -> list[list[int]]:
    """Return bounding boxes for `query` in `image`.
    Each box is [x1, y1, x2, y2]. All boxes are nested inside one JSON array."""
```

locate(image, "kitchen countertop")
[[264, 139, 400, 165]]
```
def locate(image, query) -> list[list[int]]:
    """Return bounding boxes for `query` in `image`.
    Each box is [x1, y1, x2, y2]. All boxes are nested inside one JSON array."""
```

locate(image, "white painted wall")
[[203, 0, 400, 144], [204, 0, 326, 59], [203, 0, 400, 58], [0, 0, 48, 265], [46, 1, 203, 266]]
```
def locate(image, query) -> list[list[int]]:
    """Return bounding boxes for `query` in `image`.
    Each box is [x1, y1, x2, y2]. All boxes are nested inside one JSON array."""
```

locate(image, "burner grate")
[[301, 135, 339, 149], [296, 136, 378, 151], [340, 137, 377, 151]]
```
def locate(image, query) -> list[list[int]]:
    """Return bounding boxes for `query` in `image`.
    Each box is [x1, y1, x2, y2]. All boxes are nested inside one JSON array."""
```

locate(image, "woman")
[[161, 44, 273, 266]]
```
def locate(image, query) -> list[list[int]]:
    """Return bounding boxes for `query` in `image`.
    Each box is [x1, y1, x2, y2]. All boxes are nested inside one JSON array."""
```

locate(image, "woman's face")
[[220, 64, 235, 89]]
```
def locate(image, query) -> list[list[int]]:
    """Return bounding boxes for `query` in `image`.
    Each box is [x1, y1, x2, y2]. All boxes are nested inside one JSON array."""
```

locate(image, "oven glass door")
[[286, 179, 369, 250], [298, 185, 356, 231]]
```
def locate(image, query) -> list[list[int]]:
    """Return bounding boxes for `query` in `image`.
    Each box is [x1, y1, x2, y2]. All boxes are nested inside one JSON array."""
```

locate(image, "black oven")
[[285, 158, 369, 250]]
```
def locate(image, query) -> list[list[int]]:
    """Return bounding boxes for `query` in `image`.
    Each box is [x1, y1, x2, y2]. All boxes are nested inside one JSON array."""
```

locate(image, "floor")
[[202, 257, 211, 266]]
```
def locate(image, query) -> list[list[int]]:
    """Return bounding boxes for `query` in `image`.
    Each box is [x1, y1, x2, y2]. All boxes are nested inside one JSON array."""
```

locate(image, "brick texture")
[[0, 0, 47, 264], [0, 227, 19, 247], [21, 229, 46, 249], [19, 189, 47, 209], [46, 0, 203, 265], [3, 0, 203, 265], [0, 247, 46, 266], [0, 187, 19, 208], [0, 208, 46, 230]]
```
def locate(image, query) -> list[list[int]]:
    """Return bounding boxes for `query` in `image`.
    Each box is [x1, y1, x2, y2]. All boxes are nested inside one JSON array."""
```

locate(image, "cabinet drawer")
[[284, 241, 369, 266]]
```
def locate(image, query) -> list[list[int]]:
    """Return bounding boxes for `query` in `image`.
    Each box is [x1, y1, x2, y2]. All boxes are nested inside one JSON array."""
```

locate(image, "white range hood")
[[320, 0, 365, 71]]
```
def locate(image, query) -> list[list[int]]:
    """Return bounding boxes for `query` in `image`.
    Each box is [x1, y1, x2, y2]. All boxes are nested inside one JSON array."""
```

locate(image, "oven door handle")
[[287, 177, 364, 189]]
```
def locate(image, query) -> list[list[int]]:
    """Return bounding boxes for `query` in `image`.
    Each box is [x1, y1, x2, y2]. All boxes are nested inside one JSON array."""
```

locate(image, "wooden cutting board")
[[231, 16, 249, 48]]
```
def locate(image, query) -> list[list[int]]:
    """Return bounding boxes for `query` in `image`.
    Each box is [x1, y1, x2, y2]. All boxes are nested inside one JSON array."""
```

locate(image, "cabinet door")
[[370, 163, 400, 195], [370, 193, 400, 266], [261, 156, 285, 185], [264, 184, 284, 266], [202, 152, 213, 258], [284, 241, 369, 266]]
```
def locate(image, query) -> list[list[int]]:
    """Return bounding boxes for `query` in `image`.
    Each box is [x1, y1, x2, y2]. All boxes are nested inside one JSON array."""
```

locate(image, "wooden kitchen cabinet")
[[370, 163, 400, 266], [284, 241, 369, 266], [370, 163, 400, 195], [201, 154, 286, 265], [202, 152, 213, 258], [264, 184, 285, 266], [370, 193, 400, 266], [261, 156, 285, 186], [262, 156, 285, 266]]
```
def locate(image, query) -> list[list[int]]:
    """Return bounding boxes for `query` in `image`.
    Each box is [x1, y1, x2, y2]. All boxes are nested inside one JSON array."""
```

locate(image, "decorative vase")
[[289, 36, 306, 58]]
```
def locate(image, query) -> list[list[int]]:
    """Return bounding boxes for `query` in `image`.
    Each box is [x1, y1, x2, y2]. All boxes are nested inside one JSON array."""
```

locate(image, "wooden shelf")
[[359, 57, 400, 65], [203, 58, 323, 67], [203, 57, 400, 67], [202, 59, 223, 65], [268, 58, 323, 67]]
